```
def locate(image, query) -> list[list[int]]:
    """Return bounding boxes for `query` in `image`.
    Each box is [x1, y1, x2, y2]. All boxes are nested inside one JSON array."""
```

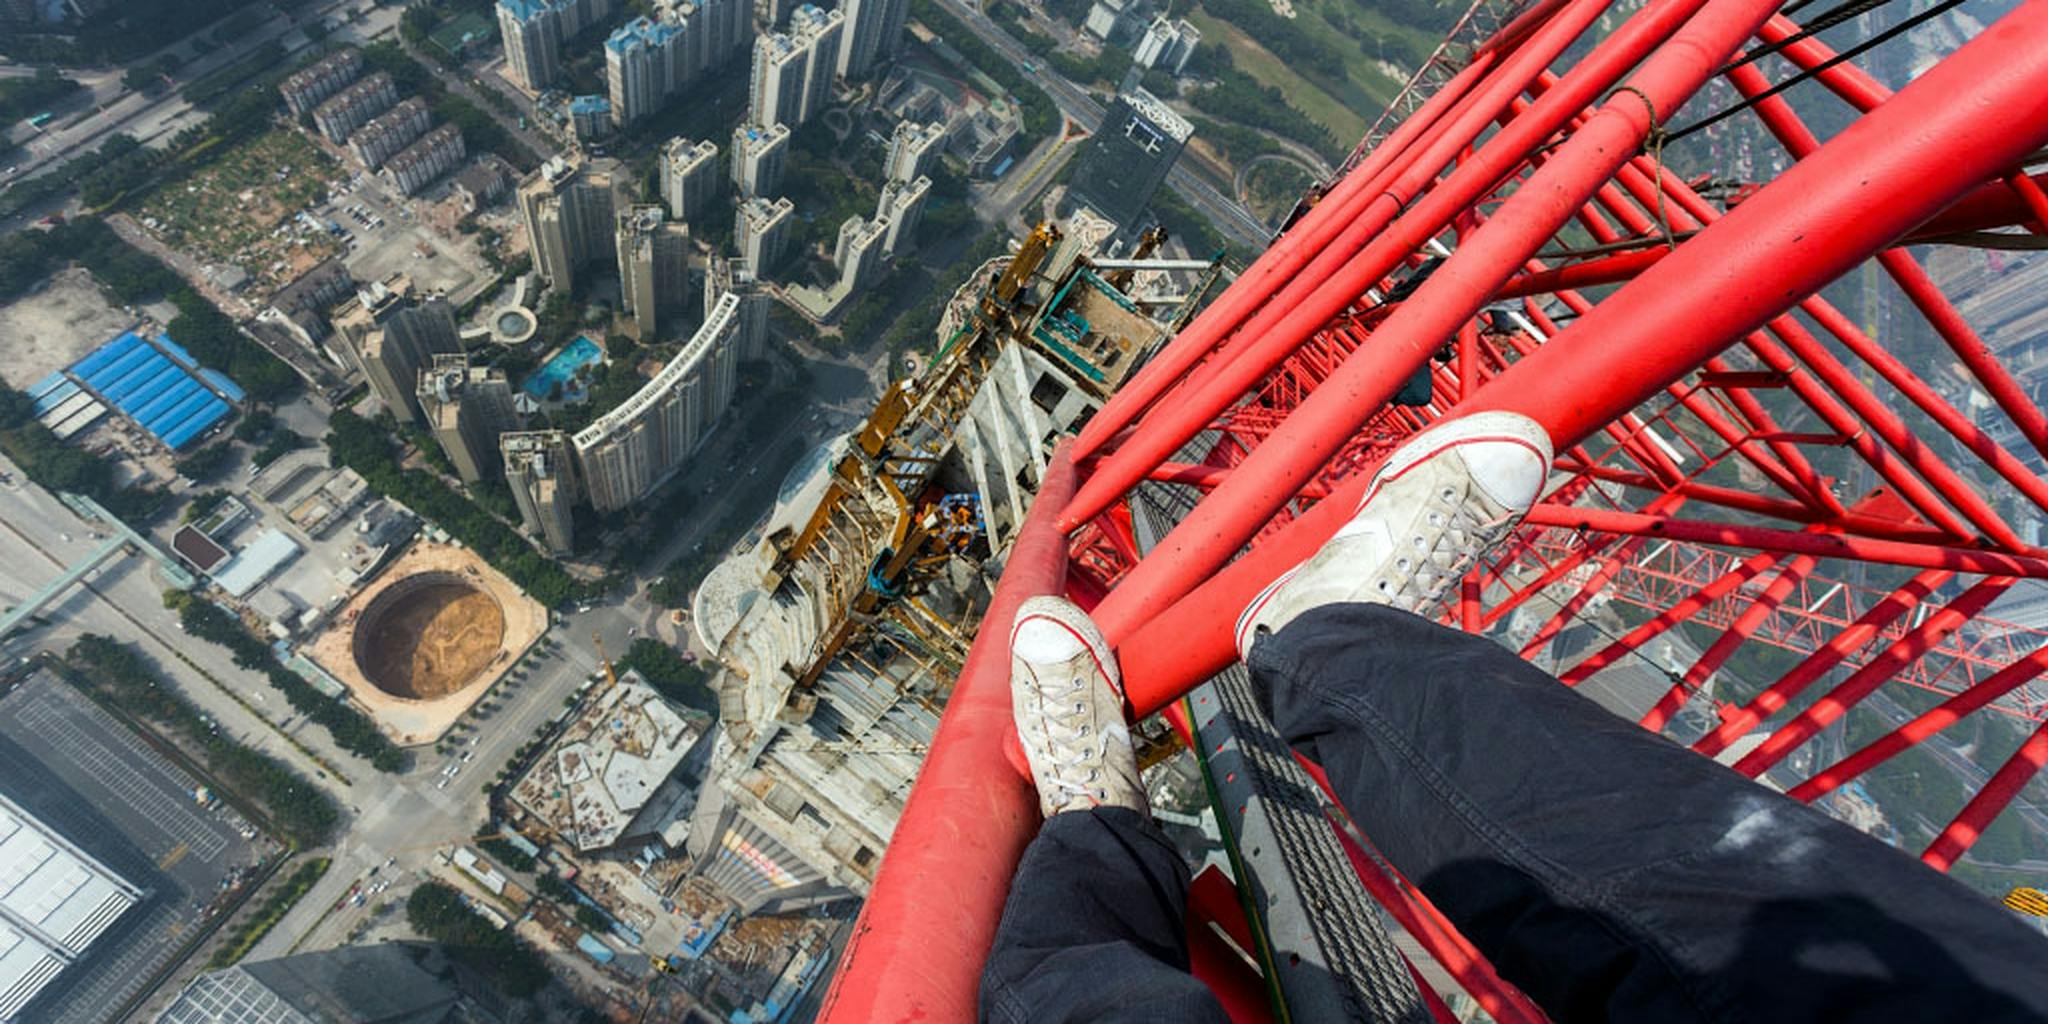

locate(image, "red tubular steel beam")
[[1557, 549, 1780, 686], [1692, 569, 1953, 759], [1514, 493, 1689, 657], [1083, 0, 1778, 641], [1638, 555, 1815, 732], [1062, 0, 1713, 537], [1071, 50, 1503, 461], [1922, 717, 2048, 871], [1547, 461, 1952, 540], [1790, 647, 2048, 803], [1518, 504, 2048, 576], [1721, 56, 2048, 468], [818, 448, 1076, 1021], [1731, 576, 2016, 778], [1112, 9, 2048, 719]]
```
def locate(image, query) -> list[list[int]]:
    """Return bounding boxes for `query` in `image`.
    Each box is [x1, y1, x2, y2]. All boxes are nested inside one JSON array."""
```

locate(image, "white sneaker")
[[1234, 411, 1553, 659], [1010, 596, 1148, 817]]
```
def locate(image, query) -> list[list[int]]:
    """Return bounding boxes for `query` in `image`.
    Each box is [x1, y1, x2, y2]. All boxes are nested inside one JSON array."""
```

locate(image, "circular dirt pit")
[[352, 572, 507, 701]]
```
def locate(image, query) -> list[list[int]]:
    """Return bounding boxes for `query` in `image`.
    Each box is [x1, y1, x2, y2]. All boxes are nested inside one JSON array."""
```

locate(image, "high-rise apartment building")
[[502, 430, 581, 554], [706, 256, 769, 360], [605, 14, 687, 127], [662, 137, 721, 222], [835, 0, 906, 79], [572, 293, 744, 510], [749, 5, 839, 127], [518, 154, 632, 294], [754, 0, 796, 29], [498, 0, 563, 91], [497, 0, 614, 93], [606, 0, 751, 127], [748, 32, 804, 127], [333, 279, 464, 426], [418, 353, 520, 484], [615, 205, 694, 339], [569, 94, 614, 141], [379, 122, 466, 196], [790, 4, 841, 124], [280, 48, 363, 116], [883, 119, 944, 184], [688, 0, 753, 72], [312, 72, 397, 143], [833, 215, 888, 291], [875, 173, 929, 256], [728, 122, 789, 198], [736, 196, 794, 274], [347, 97, 431, 169], [1133, 15, 1200, 75], [1066, 85, 1192, 230]]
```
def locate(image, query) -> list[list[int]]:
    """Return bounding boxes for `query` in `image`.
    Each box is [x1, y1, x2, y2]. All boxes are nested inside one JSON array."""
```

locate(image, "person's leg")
[[980, 597, 1227, 1024], [1237, 411, 2048, 1022], [980, 807, 1226, 1023], [1253, 603, 2048, 1023]]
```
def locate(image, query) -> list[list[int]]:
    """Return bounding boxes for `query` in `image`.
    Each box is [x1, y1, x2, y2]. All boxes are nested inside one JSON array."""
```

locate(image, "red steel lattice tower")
[[825, 0, 2048, 1016]]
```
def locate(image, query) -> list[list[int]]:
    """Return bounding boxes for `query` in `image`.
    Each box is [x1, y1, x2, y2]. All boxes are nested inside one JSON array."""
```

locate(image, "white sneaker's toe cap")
[[1462, 435, 1550, 510], [1013, 611, 1089, 663]]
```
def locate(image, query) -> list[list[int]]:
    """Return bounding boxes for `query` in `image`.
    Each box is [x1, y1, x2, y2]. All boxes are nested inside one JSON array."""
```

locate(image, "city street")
[[5, 0, 404, 184]]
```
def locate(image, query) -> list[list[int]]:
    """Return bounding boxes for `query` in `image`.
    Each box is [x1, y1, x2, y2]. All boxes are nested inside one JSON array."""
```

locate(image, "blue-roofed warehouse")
[[65, 331, 239, 451]]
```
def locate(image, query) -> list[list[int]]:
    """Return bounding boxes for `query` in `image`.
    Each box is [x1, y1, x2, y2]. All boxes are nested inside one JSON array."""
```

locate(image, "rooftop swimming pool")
[[521, 335, 603, 400]]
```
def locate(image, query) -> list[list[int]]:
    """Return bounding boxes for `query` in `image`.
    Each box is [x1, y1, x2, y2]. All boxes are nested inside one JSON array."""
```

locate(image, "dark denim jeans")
[[981, 603, 2048, 1023]]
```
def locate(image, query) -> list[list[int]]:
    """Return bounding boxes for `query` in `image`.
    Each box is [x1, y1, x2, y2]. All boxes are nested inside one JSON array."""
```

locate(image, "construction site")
[[305, 540, 547, 744]]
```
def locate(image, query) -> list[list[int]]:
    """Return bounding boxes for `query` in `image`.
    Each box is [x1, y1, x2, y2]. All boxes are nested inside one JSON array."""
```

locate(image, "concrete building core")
[[683, 248, 1201, 914]]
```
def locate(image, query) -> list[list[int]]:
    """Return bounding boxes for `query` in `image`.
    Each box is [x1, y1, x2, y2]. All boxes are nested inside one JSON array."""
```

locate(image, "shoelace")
[[1376, 484, 1518, 611], [1021, 662, 1123, 807]]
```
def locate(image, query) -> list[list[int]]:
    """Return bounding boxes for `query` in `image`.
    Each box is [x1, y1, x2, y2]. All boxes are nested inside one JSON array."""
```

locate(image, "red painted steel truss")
[[825, 0, 2048, 1017]]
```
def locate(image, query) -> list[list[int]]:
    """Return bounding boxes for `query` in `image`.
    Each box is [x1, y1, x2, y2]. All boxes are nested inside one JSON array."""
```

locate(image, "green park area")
[[1184, 0, 1438, 152], [136, 128, 342, 293]]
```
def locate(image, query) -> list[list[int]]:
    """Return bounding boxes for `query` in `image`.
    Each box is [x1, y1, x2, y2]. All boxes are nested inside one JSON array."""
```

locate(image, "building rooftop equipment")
[[509, 670, 702, 851]]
